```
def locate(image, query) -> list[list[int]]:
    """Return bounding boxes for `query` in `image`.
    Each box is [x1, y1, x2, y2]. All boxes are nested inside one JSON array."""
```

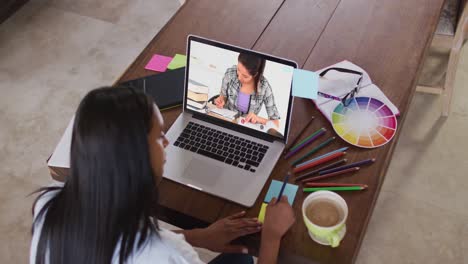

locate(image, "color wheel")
[[332, 97, 397, 148]]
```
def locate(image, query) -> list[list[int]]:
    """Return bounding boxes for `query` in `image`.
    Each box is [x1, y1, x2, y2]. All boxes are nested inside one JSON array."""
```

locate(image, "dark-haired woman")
[[30, 87, 295, 264], [214, 53, 280, 127]]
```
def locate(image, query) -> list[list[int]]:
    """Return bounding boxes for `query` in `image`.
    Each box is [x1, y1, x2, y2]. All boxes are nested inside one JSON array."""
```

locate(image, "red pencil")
[[304, 182, 368, 188], [293, 152, 346, 173], [301, 167, 360, 183]]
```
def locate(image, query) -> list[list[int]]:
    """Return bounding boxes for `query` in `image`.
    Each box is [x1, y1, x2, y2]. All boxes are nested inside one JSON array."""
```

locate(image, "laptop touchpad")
[[182, 157, 220, 187]]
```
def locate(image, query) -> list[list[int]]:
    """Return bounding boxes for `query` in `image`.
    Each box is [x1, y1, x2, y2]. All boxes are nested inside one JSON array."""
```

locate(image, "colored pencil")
[[318, 158, 376, 175], [291, 137, 336, 165], [294, 159, 347, 182], [284, 128, 326, 159], [276, 174, 290, 204], [301, 167, 360, 183], [289, 128, 325, 152], [303, 186, 366, 192], [289, 127, 327, 152], [304, 183, 368, 188], [295, 147, 348, 168], [283, 116, 315, 154], [293, 151, 346, 173]]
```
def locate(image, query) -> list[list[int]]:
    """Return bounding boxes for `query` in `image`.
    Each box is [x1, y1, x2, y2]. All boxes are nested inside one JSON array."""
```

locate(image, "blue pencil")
[[276, 174, 290, 204], [295, 147, 348, 168]]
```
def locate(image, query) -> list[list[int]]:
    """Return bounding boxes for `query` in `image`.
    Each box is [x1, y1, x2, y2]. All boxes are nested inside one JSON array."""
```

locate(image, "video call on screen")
[[187, 41, 294, 138]]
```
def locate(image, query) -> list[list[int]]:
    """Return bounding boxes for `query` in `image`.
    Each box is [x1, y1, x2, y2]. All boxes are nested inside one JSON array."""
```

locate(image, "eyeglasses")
[[318, 67, 364, 107]]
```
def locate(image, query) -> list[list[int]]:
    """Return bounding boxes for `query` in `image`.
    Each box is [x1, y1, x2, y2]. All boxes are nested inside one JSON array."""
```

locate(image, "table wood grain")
[[48, 0, 446, 263]]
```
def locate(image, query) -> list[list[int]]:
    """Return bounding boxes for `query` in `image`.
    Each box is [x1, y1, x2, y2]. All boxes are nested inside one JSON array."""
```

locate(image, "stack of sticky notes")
[[145, 53, 187, 72], [258, 180, 299, 223]]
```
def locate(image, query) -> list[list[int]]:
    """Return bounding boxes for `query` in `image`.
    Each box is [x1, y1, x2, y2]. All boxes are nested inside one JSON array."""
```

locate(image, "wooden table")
[[48, 0, 445, 263]]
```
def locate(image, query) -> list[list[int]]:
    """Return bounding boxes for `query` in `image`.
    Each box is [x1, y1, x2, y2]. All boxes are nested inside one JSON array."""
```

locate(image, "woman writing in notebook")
[[30, 87, 295, 264], [214, 53, 281, 127]]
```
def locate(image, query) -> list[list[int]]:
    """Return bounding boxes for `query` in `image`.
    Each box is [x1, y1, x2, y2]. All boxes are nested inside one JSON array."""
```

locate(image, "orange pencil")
[[301, 167, 360, 183], [304, 182, 368, 188], [293, 151, 345, 173]]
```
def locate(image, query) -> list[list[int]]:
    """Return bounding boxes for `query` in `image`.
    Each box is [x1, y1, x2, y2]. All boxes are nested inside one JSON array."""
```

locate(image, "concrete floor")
[[0, 0, 467, 263]]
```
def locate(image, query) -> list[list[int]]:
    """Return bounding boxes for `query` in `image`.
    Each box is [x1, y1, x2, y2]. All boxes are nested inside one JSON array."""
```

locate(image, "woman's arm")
[[258, 196, 295, 264], [173, 228, 205, 248], [215, 66, 237, 109], [214, 95, 226, 108], [174, 211, 261, 253], [262, 81, 281, 127], [258, 234, 281, 264], [220, 66, 237, 98]]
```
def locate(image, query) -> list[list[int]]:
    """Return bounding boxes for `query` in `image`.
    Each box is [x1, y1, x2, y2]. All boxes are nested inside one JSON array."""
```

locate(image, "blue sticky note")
[[264, 180, 299, 205], [292, 69, 318, 99]]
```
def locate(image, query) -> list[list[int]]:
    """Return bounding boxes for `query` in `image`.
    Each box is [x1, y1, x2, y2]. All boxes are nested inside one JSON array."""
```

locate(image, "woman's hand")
[[245, 112, 267, 125], [262, 196, 295, 241], [257, 196, 295, 264], [214, 95, 226, 108], [182, 211, 261, 254]]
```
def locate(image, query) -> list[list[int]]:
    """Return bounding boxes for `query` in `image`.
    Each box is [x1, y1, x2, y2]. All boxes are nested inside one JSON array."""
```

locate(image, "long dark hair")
[[32, 86, 159, 264], [238, 52, 266, 93]]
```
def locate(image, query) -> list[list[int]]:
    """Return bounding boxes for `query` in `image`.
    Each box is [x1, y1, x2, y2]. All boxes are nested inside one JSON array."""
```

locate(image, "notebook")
[[119, 67, 185, 110], [313, 61, 399, 123]]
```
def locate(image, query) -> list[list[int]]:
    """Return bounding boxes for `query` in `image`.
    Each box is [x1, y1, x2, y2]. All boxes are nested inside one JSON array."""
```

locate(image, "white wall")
[[188, 41, 293, 135]]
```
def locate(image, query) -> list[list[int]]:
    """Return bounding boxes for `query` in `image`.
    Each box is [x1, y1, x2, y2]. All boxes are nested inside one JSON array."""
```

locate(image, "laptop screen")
[[185, 36, 296, 140]]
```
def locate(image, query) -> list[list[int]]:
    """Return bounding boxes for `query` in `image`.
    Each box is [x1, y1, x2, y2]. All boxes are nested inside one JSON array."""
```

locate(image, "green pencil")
[[290, 128, 324, 152], [291, 137, 335, 166], [303, 186, 366, 192]]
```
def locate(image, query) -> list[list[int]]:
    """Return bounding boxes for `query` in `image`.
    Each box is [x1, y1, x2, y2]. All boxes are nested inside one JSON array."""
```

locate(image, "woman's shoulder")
[[224, 65, 237, 77], [258, 75, 272, 94]]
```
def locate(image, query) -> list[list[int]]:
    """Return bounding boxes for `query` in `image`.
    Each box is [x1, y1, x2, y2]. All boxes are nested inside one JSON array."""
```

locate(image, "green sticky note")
[[258, 202, 268, 223], [264, 180, 298, 205], [167, 54, 187, 70]]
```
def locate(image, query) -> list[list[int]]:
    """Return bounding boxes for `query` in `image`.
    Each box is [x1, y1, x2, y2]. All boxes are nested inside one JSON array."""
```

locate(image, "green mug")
[[302, 191, 348, 247]]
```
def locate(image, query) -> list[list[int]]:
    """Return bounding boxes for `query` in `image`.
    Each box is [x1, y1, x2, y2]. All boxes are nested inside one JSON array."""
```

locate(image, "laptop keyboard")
[[173, 122, 268, 173]]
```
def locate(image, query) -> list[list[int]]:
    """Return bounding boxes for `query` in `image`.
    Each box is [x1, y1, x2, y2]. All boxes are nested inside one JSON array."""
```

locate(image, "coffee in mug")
[[302, 191, 348, 247], [305, 198, 344, 227]]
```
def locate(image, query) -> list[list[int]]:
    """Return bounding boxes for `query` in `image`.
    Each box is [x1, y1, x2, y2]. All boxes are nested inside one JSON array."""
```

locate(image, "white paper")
[[47, 116, 73, 168], [207, 106, 238, 120], [313, 60, 399, 122]]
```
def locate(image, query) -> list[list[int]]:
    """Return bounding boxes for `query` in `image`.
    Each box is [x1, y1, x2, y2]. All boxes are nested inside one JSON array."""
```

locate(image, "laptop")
[[164, 35, 297, 207]]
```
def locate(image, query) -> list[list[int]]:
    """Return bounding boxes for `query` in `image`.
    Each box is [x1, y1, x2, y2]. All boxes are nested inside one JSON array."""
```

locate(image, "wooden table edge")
[[349, 7, 444, 262]]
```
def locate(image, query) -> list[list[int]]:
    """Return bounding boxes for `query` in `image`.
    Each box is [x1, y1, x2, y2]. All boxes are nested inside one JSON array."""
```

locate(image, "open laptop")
[[164, 35, 297, 207]]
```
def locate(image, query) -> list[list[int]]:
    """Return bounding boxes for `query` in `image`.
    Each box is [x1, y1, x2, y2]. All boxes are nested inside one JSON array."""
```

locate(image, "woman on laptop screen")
[[30, 87, 295, 264], [214, 52, 281, 128]]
